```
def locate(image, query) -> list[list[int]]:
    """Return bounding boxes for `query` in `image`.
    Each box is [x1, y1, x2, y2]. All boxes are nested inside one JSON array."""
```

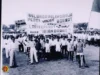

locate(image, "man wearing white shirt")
[[67, 33, 72, 39], [50, 37, 56, 60], [18, 36, 24, 52], [40, 38, 45, 59], [15, 37, 20, 51], [56, 38, 62, 59], [9, 37, 18, 68], [97, 34, 100, 46], [67, 39, 74, 61], [22, 36, 28, 53], [87, 34, 91, 45], [45, 39, 50, 61], [95, 34, 98, 46], [2, 37, 11, 64], [4, 38, 10, 58], [61, 37, 67, 57], [73, 37, 78, 60], [29, 39, 38, 64]]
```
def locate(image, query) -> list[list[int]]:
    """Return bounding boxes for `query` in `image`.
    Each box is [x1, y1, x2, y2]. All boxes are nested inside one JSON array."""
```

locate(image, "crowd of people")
[[2, 33, 100, 69]]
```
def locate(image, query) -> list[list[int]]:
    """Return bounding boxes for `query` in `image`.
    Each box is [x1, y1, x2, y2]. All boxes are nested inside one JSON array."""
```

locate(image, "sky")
[[2, 0, 97, 28]]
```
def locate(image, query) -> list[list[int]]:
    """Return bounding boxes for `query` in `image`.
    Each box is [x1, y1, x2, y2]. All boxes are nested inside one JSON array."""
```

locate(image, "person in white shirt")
[[73, 37, 78, 60], [61, 37, 67, 57], [22, 36, 27, 53], [95, 34, 99, 46], [4, 38, 10, 58], [9, 37, 18, 68], [96, 34, 100, 46], [2, 37, 11, 64], [56, 37, 62, 59], [67, 33, 72, 39], [25, 37, 30, 57], [87, 34, 91, 45], [40, 38, 45, 59], [56, 38, 61, 52], [18, 36, 24, 52], [49, 36, 56, 60], [45, 39, 50, 61], [67, 39, 74, 61], [29, 39, 38, 64], [73, 37, 78, 51]]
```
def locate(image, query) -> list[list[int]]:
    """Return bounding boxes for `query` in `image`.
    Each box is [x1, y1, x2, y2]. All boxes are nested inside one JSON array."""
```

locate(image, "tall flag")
[[92, 0, 100, 12], [88, 0, 100, 29]]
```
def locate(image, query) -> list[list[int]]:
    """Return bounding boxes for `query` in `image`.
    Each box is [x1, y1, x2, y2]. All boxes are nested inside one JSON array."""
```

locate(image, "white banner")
[[26, 13, 73, 35]]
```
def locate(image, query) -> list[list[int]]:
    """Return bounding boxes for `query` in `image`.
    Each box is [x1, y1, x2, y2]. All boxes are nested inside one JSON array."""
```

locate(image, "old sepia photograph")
[[1, 0, 100, 75]]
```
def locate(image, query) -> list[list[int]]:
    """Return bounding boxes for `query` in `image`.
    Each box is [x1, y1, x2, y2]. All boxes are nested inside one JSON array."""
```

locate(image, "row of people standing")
[[17, 34, 88, 68], [2, 34, 88, 68], [74, 33, 100, 46]]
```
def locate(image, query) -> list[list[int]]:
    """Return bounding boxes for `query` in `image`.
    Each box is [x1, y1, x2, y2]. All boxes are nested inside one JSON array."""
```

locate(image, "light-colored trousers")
[[30, 48, 38, 63], [5, 48, 9, 58], [9, 50, 14, 66], [24, 46, 27, 52], [80, 55, 83, 66]]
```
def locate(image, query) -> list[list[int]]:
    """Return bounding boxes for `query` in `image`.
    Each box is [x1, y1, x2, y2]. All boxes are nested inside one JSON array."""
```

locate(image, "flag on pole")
[[92, 0, 100, 12], [88, 0, 100, 29]]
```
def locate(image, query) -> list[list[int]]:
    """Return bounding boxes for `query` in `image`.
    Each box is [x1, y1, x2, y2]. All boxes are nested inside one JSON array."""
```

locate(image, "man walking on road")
[[29, 39, 38, 64], [9, 37, 18, 68]]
